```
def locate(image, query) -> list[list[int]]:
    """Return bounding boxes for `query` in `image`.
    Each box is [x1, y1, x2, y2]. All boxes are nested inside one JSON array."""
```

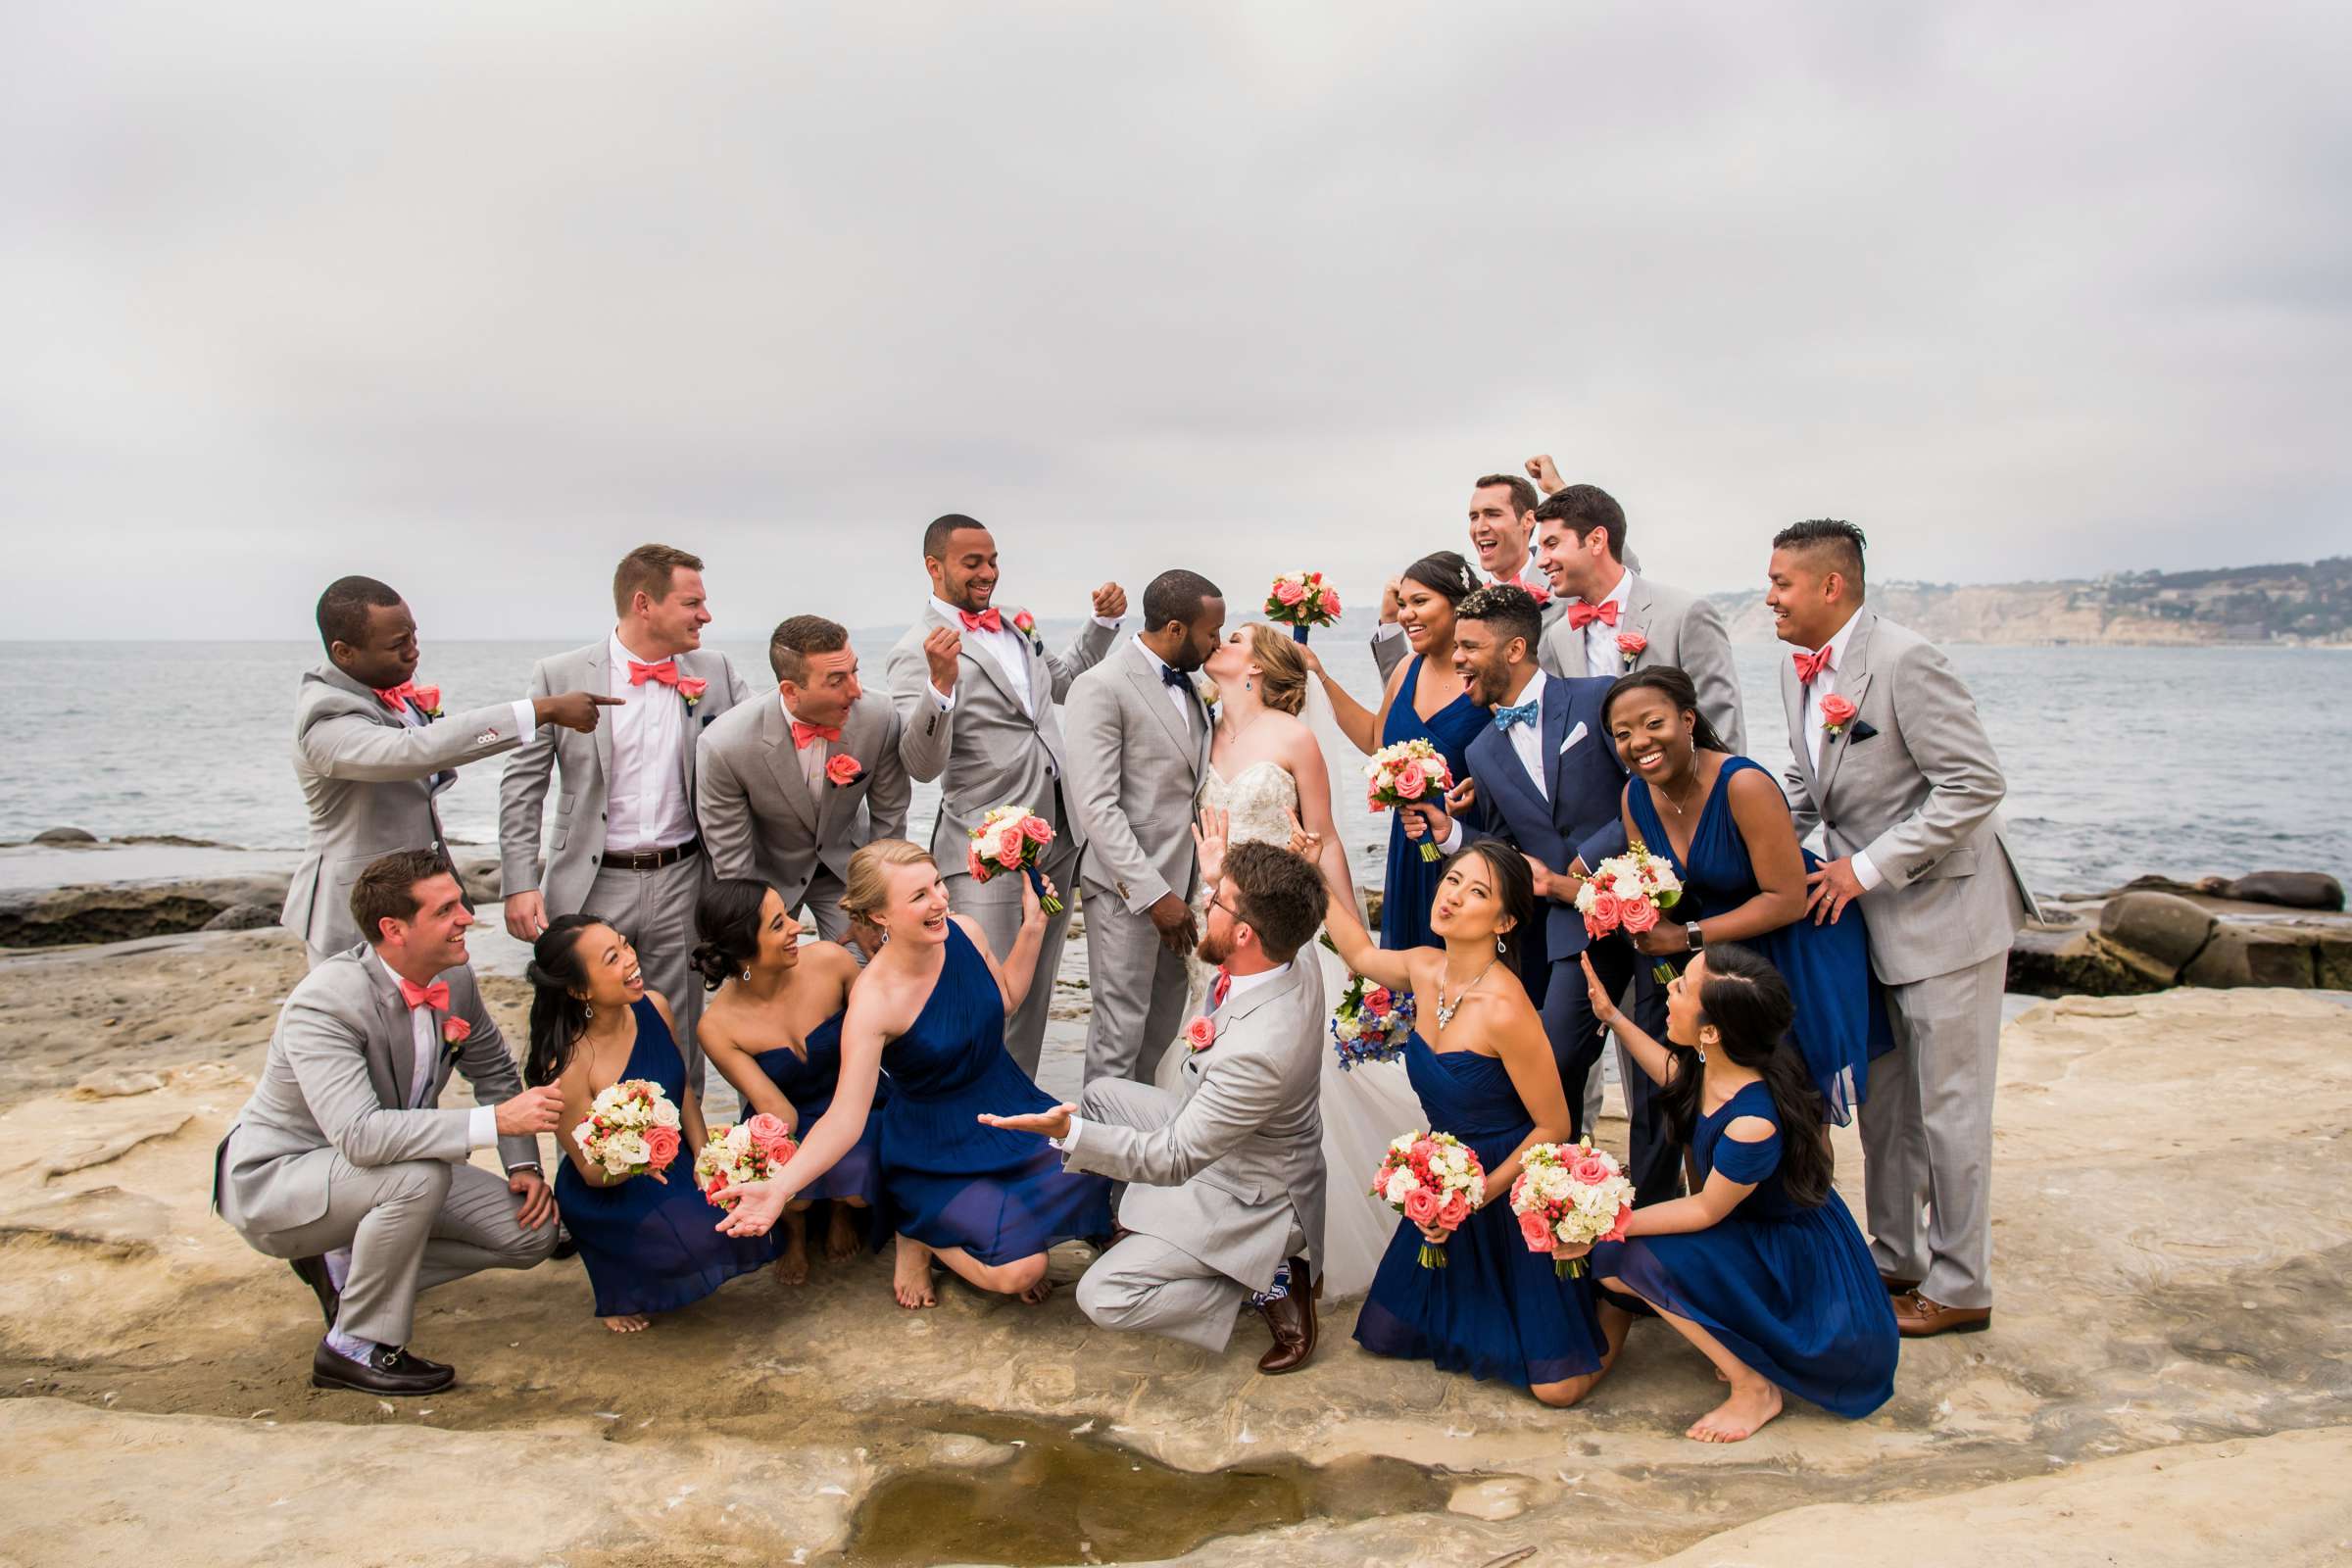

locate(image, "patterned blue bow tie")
[[1494, 701, 1539, 732]]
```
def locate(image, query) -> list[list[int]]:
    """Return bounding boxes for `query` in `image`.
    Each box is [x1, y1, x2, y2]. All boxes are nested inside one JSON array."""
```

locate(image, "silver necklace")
[[1434, 956, 1498, 1032]]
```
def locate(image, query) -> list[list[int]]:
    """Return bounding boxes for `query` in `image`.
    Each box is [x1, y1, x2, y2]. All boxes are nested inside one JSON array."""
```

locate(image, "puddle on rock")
[[836, 1413, 1451, 1566]]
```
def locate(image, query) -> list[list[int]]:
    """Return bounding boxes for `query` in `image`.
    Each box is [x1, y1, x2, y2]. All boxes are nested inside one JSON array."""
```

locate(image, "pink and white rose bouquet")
[[693, 1114, 800, 1208], [572, 1078, 683, 1179], [1574, 840, 1686, 981], [1365, 739, 1453, 862], [1263, 570, 1342, 642], [1509, 1138, 1636, 1277], [1371, 1129, 1486, 1268], [965, 803, 1062, 914]]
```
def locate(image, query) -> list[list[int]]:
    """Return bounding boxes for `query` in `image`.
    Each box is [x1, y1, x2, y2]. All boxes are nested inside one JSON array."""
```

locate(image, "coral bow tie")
[[1792, 647, 1835, 685], [397, 978, 451, 1011], [1209, 968, 1232, 1009], [958, 609, 1003, 633], [791, 720, 840, 749], [628, 659, 679, 687], [1563, 600, 1619, 630], [372, 681, 419, 711]]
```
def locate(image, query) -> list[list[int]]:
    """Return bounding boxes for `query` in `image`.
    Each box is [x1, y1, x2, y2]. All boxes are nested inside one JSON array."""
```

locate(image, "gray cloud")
[[6, 1, 2347, 640]]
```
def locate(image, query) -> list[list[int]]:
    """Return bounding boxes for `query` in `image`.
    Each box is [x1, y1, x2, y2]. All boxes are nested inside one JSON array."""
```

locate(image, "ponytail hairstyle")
[[523, 914, 603, 1088], [1602, 665, 1730, 756], [1656, 942, 1834, 1206], [692, 877, 774, 992], [1439, 839, 1535, 970]]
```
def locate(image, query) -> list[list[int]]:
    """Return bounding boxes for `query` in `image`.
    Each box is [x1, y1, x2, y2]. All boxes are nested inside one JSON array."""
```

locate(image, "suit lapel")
[[934, 606, 1027, 717], [675, 650, 711, 801], [1124, 648, 1195, 756], [1619, 575, 1655, 669], [364, 959, 416, 1110], [760, 700, 819, 831], [1542, 678, 1575, 807], [1469, 723, 1542, 835], [1814, 612, 1875, 805], [585, 643, 615, 784], [1219, 963, 1305, 1033]]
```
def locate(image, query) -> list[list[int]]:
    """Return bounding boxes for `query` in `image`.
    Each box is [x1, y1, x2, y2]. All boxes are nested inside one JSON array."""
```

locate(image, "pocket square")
[[1849, 718, 1879, 742], [1559, 720, 1588, 755]]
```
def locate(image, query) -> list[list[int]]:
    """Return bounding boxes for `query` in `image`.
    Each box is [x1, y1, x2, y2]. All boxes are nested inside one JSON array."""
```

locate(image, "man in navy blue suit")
[[1400, 586, 1682, 1204]]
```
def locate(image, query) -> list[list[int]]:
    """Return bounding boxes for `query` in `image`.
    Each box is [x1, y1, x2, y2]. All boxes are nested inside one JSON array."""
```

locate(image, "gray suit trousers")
[[1079, 883, 1192, 1088], [1860, 946, 2006, 1308], [586, 853, 708, 1095], [947, 834, 1081, 1078], [233, 1152, 555, 1347]]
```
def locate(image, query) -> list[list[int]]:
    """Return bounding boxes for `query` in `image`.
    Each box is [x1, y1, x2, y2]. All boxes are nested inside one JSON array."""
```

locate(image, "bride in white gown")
[[1193, 623, 1423, 1299]]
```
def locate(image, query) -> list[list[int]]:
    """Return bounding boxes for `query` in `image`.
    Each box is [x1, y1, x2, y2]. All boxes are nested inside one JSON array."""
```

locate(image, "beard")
[[1195, 921, 1233, 967]]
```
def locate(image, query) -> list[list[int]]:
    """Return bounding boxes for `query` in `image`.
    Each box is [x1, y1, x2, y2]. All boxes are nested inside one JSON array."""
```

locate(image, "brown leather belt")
[[601, 837, 702, 873]]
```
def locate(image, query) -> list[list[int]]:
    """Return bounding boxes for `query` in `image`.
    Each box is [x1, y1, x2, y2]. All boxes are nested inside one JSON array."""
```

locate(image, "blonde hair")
[[843, 839, 936, 925], [1245, 624, 1310, 716]]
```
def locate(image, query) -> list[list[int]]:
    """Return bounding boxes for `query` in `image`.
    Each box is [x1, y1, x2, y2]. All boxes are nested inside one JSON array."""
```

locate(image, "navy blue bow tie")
[[1494, 701, 1540, 732], [1159, 664, 1192, 691]]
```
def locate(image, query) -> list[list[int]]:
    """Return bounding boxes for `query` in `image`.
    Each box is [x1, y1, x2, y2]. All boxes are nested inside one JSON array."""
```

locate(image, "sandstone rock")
[[0, 875, 289, 947], [2221, 869, 2344, 911], [2316, 931, 2352, 991], [200, 903, 279, 932], [30, 826, 99, 845], [2095, 892, 2214, 973], [2007, 924, 2171, 997], [2178, 923, 2318, 988]]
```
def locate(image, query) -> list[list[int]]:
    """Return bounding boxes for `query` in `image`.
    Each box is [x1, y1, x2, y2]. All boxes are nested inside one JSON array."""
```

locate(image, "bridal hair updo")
[[842, 839, 937, 930], [1243, 624, 1310, 715], [1400, 550, 1478, 607], [691, 877, 774, 992]]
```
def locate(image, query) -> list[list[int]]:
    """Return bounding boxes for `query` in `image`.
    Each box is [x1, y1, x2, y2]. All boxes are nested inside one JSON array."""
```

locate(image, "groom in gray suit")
[[499, 544, 753, 1091], [983, 842, 1329, 1372], [1769, 519, 2037, 1339], [1065, 569, 1224, 1086], [698, 615, 911, 941], [283, 576, 616, 963], [217, 850, 564, 1396], [886, 514, 1126, 1073]]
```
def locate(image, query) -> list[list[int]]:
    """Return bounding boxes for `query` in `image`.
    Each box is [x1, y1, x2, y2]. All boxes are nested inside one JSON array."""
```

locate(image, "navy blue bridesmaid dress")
[[1630, 757, 1893, 1123], [876, 922, 1112, 1263], [1377, 654, 1489, 951], [555, 998, 776, 1316], [1593, 1081, 1896, 1417], [1353, 1032, 1609, 1390], [752, 1011, 890, 1208]]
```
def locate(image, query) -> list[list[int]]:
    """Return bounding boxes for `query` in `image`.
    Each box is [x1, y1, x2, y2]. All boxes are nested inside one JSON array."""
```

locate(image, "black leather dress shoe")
[[289, 1256, 340, 1329], [311, 1339, 456, 1396]]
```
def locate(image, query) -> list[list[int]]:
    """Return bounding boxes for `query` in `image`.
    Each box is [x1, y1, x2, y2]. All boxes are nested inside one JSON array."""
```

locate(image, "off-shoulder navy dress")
[[752, 1010, 889, 1207], [876, 923, 1112, 1264], [1593, 1081, 1897, 1418], [555, 998, 776, 1316], [1353, 1032, 1609, 1390]]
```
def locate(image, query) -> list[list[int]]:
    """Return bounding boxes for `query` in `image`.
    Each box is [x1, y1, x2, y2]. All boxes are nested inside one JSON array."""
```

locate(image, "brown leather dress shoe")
[[1895, 1291, 1991, 1337], [1255, 1256, 1317, 1374], [1879, 1271, 1922, 1297]]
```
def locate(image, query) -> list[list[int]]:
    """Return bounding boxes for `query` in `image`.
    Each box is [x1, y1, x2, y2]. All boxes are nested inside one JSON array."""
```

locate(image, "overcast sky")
[[6, 2, 2346, 641]]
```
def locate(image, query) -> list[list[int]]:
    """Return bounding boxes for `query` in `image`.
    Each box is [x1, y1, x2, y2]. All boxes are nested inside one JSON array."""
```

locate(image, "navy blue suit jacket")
[[1462, 673, 1631, 959]]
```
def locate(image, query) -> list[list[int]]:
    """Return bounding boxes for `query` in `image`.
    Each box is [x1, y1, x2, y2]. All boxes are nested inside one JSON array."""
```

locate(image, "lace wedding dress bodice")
[[1201, 760, 1302, 852]]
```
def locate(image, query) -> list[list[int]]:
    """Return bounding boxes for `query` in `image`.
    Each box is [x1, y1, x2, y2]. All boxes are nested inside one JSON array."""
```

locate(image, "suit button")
[[1825, 819, 1837, 831]]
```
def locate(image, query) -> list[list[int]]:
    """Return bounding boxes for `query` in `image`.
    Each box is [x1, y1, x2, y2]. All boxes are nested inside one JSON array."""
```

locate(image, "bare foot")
[[1019, 1276, 1054, 1306], [773, 1209, 810, 1287], [893, 1236, 938, 1309], [824, 1203, 862, 1264], [602, 1314, 650, 1334], [1686, 1381, 1783, 1443]]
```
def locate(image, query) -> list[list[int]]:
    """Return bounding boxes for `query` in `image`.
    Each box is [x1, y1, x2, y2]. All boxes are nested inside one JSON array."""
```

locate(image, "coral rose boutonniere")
[[411, 685, 445, 718], [1010, 609, 1041, 652], [1819, 693, 1857, 738], [824, 753, 865, 788], [1614, 631, 1647, 670], [441, 1016, 471, 1051], [1184, 1015, 1218, 1054], [676, 676, 709, 709]]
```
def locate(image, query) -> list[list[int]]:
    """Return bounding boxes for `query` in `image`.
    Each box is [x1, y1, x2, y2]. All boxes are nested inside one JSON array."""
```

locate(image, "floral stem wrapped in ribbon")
[[966, 803, 1063, 915], [1330, 975, 1413, 1071], [1573, 839, 1686, 982], [1508, 1138, 1636, 1277], [1365, 738, 1453, 862], [1263, 570, 1342, 643], [572, 1078, 683, 1179], [1371, 1129, 1486, 1268], [693, 1113, 800, 1208]]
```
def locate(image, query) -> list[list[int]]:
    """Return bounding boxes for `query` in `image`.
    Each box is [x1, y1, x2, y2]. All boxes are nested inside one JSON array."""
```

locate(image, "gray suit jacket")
[[498, 642, 752, 914], [1536, 573, 1747, 752], [281, 664, 531, 953], [1063, 639, 1212, 913], [1779, 610, 2038, 987], [1064, 961, 1328, 1290], [695, 690, 910, 904], [216, 947, 537, 1234], [886, 607, 1117, 866]]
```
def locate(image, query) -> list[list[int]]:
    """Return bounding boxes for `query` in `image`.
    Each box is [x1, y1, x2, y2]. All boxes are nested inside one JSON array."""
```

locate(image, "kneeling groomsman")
[[217, 851, 564, 1396], [698, 615, 910, 942]]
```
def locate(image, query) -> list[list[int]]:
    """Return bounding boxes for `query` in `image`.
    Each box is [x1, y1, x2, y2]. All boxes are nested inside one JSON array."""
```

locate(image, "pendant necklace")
[[1434, 956, 1498, 1032]]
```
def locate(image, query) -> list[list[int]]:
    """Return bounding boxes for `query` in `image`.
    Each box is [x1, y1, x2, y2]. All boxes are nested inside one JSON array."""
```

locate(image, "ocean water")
[[4, 633, 2346, 897]]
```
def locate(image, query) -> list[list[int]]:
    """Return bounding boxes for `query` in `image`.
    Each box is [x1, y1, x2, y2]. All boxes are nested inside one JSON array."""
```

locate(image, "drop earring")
[[1495, 934, 1506, 956], [583, 1002, 593, 1021], [741, 968, 752, 982]]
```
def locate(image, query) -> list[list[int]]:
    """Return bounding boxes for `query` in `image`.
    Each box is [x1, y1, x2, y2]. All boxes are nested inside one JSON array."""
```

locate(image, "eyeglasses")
[[1206, 894, 1240, 921]]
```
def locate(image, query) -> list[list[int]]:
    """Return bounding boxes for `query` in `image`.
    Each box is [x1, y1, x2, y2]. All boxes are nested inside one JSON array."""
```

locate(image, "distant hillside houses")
[[1709, 558, 2351, 647]]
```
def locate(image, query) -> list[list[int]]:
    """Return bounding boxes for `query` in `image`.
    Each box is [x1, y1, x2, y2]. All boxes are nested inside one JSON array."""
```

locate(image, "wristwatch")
[[1686, 922, 1705, 953]]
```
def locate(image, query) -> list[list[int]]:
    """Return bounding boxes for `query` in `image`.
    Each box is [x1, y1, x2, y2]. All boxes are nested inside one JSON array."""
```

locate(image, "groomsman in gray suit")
[[499, 544, 753, 1091], [886, 514, 1126, 1073], [982, 842, 1330, 1373], [1768, 519, 2037, 1339], [1533, 483, 1746, 750], [282, 576, 616, 964], [698, 615, 911, 941], [1371, 472, 1560, 683], [217, 851, 564, 1396], [1064, 569, 1223, 1086]]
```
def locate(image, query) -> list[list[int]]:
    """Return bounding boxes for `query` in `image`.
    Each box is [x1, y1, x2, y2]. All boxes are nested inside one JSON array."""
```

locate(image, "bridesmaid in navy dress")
[[1603, 667, 1893, 1124], [693, 878, 887, 1285], [1302, 551, 1488, 951], [713, 840, 1111, 1309], [1577, 943, 1898, 1442], [1324, 839, 1624, 1406], [525, 915, 775, 1333]]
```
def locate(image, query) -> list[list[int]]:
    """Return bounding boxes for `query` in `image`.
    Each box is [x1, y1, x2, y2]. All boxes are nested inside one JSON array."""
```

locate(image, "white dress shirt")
[[377, 955, 501, 1150], [605, 632, 696, 853], [1054, 960, 1294, 1149], [1435, 670, 1545, 858], [780, 696, 830, 793], [1564, 567, 1635, 679], [1797, 609, 1882, 891], [1131, 635, 1200, 730], [927, 597, 1123, 713]]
